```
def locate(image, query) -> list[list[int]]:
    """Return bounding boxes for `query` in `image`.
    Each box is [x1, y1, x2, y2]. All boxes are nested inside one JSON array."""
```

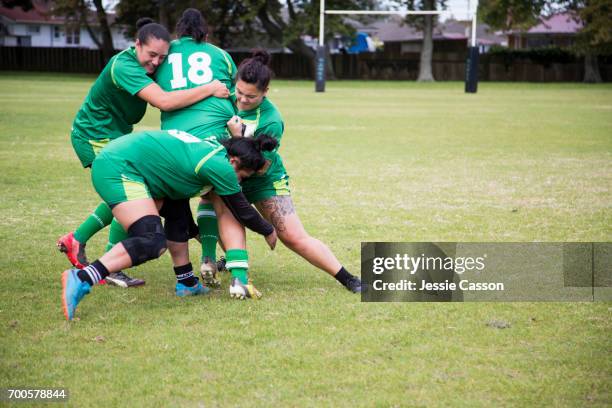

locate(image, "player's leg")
[[210, 193, 261, 299], [162, 199, 209, 296], [255, 195, 362, 293], [57, 203, 112, 268], [197, 196, 219, 280], [58, 134, 111, 268], [62, 199, 166, 320], [102, 218, 146, 288], [62, 160, 165, 320]]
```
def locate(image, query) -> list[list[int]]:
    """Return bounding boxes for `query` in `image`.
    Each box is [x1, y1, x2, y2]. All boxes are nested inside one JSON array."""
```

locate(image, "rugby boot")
[[57, 232, 88, 269], [229, 278, 262, 300], [200, 257, 220, 288], [176, 280, 210, 297], [61, 268, 91, 320], [105, 271, 145, 288]]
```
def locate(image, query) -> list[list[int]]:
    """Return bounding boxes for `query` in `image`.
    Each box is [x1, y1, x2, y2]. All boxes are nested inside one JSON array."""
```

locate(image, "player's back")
[[155, 37, 237, 139], [99, 130, 232, 199]]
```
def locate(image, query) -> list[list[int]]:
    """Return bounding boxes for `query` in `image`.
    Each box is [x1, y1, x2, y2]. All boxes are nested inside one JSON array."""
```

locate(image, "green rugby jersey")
[[155, 37, 237, 138], [239, 97, 285, 176], [72, 47, 153, 141], [97, 130, 241, 199]]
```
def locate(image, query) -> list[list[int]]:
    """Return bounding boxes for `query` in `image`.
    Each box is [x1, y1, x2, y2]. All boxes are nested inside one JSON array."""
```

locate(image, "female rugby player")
[[61, 131, 278, 320], [57, 18, 229, 287]]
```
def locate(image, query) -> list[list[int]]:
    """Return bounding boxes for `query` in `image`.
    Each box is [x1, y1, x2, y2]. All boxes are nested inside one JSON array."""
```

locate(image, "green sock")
[[226, 249, 249, 284], [197, 203, 218, 262], [74, 202, 113, 244], [105, 218, 128, 252]]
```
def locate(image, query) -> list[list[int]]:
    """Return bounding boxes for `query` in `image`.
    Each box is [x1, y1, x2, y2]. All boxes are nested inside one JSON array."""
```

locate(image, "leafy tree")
[[479, 0, 612, 82], [570, 0, 612, 82], [478, 0, 548, 31], [404, 0, 447, 82], [0, 0, 33, 10], [115, 0, 375, 78], [115, 0, 256, 50], [1, 0, 115, 62]]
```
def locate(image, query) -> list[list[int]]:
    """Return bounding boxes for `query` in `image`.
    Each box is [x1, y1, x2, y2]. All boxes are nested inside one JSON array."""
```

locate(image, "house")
[[367, 16, 505, 57], [0, 0, 130, 49], [507, 12, 582, 49]]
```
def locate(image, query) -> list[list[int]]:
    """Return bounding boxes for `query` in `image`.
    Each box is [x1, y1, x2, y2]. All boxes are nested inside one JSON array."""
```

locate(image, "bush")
[[487, 46, 578, 67]]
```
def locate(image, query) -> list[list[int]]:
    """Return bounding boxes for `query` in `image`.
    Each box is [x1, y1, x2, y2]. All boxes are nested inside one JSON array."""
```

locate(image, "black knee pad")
[[161, 199, 194, 242], [123, 215, 167, 266]]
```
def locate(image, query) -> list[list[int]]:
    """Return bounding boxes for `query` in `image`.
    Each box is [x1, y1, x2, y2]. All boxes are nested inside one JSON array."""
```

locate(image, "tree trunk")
[[91, 0, 115, 63], [417, 0, 435, 82], [583, 53, 602, 83], [158, 0, 170, 30]]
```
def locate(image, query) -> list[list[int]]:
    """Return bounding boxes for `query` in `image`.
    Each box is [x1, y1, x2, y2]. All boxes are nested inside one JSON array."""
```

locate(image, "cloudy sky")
[[444, 0, 478, 20]]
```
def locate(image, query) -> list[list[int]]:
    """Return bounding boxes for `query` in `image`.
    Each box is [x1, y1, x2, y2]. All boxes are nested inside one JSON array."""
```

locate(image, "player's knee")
[[123, 215, 167, 266], [279, 229, 309, 250]]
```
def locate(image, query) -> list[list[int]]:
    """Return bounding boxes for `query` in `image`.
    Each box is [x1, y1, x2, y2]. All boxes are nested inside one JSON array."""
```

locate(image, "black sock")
[[174, 263, 198, 287], [334, 267, 354, 287], [77, 260, 109, 286]]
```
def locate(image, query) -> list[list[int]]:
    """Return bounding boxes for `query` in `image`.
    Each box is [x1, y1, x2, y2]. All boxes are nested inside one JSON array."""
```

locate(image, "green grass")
[[0, 73, 610, 407]]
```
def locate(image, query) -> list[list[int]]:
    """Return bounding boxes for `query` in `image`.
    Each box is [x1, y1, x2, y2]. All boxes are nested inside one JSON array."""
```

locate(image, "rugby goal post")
[[315, 2, 479, 93]]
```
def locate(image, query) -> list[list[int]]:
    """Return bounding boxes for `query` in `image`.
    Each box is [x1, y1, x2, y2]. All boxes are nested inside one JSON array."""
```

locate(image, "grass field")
[[0, 72, 610, 407]]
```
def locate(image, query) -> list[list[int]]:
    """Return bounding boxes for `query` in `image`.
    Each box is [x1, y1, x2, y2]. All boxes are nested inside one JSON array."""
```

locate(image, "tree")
[[115, 0, 256, 49], [115, 0, 375, 79], [404, 0, 447, 82], [52, 0, 115, 63], [1, 0, 115, 63], [0, 0, 33, 10], [479, 0, 612, 83], [570, 0, 612, 82], [478, 0, 548, 31]]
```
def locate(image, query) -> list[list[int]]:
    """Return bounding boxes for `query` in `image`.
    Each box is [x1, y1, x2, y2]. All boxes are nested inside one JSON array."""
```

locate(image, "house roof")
[[371, 15, 504, 45], [0, 0, 117, 25], [525, 12, 582, 34], [0, 0, 62, 24]]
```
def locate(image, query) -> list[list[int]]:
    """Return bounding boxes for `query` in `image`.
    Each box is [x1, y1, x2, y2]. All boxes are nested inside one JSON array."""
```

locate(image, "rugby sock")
[[174, 263, 198, 287], [226, 249, 249, 284], [197, 203, 218, 262], [74, 202, 113, 244], [105, 218, 128, 252], [77, 260, 109, 286], [334, 267, 354, 286]]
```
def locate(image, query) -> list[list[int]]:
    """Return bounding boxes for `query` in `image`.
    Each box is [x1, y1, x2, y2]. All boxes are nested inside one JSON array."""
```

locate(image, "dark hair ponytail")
[[254, 135, 277, 153], [136, 17, 170, 44], [175, 8, 208, 43], [222, 135, 278, 172], [237, 48, 273, 91]]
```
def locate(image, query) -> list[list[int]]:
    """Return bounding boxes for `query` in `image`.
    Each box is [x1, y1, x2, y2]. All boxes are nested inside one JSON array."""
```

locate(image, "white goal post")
[[315, 1, 479, 93]]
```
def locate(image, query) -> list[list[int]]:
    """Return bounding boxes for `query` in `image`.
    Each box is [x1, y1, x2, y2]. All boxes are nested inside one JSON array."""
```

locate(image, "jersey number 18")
[[168, 52, 213, 89]]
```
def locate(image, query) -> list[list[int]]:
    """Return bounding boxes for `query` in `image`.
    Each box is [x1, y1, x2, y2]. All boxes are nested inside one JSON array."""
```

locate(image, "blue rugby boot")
[[61, 268, 91, 320], [176, 281, 210, 297]]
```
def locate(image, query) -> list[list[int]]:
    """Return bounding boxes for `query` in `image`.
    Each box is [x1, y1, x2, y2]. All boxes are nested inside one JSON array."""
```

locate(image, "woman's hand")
[[227, 115, 244, 137]]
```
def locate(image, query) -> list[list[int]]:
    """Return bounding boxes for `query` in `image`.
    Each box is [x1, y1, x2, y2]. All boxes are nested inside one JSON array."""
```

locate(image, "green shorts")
[[91, 153, 151, 206], [71, 128, 111, 168], [241, 172, 291, 204]]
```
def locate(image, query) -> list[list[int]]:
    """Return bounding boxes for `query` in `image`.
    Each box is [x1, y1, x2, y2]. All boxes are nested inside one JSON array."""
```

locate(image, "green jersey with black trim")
[[96, 130, 241, 199], [155, 37, 237, 139], [72, 47, 153, 141], [239, 97, 285, 176]]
